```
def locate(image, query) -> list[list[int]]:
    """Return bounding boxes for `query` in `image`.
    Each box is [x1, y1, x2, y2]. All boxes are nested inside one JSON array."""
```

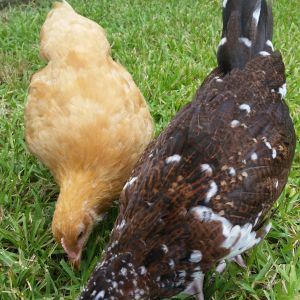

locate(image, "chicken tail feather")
[[217, 0, 273, 73]]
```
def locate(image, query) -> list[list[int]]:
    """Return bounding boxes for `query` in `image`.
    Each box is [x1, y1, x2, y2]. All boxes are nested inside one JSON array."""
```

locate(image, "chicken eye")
[[77, 230, 84, 241]]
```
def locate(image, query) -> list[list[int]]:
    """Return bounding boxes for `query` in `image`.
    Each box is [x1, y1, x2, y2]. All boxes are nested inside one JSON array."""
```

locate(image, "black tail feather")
[[217, 0, 273, 73]]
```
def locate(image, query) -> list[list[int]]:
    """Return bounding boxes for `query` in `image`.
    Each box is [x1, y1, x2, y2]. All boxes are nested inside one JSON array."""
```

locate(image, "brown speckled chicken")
[[24, 1, 153, 268], [80, 0, 295, 299]]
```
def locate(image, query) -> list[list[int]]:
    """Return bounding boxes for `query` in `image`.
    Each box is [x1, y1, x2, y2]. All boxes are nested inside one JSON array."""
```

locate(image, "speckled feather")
[[80, 0, 295, 299]]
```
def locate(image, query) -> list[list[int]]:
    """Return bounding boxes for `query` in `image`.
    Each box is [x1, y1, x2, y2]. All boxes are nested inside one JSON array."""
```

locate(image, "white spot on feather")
[[192, 206, 261, 259], [120, 268, 127, 276], [272, 148, 277, 159], [129, 177, 137, 185], [223, 0, 228, 7], [228, 167, 236, 176], [278, 83, 287, 99], [138, 266, 147, 275], [251, 152, 258, 161], [274, 179, 279, 188], [214, 76, 223, 82], [218, 37, 227, 47], [95, 290, 105, 300], [123, 177, 138, 189], [242, 171, 248, 177], [253, 3, 261, 25], [230, 120, 241, 128], [239, 104, 251, 114], [116, 220, 126, 231], [239, 37, 252, 48], [191, 270, 203, 280], [190, 250, 202, 263], [205, 181, 218, 203], [259, 51, 270, 56], [266, 40, 274, 51], [166, 154, 181, 164], [161, 244, 168, 253], [254, 211, 263, 227], [264, 141, 272, 149], [201, 164, 213, 176], [169, 259, 175, 269]]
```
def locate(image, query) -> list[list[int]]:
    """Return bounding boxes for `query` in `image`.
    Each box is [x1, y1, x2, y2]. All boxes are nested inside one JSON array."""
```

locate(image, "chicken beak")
[[70, 255, 81, 270], [61, 237, 82, 270]]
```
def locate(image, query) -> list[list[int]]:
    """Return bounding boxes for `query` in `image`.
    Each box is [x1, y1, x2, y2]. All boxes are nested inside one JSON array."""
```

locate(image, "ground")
[[0, 0, 299, 299]]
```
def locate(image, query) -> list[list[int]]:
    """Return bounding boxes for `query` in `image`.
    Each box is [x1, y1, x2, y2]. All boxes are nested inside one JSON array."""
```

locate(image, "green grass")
[[0, 0, 299, 299]]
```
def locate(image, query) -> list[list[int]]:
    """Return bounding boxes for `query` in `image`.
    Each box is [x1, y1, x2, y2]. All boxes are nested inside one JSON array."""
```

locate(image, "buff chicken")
[[80, 0, 295, 299], [25, 0, 153, 268]]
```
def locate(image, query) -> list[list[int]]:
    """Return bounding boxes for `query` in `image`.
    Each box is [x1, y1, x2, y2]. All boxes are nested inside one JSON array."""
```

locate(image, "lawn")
[[0, 0, 299, 299]]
